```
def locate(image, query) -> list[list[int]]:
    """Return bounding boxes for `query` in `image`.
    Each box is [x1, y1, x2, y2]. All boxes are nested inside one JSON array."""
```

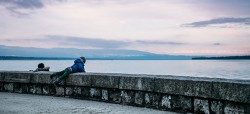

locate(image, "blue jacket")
[[69, 59, 85, 73]]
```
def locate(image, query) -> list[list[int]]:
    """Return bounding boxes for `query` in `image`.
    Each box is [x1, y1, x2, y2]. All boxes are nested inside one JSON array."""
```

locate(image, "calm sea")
[[0, 60, 249, 80]]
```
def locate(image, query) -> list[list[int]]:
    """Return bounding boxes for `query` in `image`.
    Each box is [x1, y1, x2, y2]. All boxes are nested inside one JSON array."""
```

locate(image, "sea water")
[[0, 60, 249, 80]]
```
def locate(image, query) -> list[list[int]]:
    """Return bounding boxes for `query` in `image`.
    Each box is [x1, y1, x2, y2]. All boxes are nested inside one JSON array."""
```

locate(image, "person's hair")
[[38, 63, 45, 68], [80, 56, 86, 63]]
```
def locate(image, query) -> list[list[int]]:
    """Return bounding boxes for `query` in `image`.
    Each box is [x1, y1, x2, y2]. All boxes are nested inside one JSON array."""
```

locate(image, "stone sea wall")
[[0, 71, 249, 114]]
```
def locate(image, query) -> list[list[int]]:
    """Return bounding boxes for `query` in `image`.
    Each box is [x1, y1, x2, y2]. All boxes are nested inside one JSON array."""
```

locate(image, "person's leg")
[[50, 69, 66, 79], [53, 69, 71, 84]]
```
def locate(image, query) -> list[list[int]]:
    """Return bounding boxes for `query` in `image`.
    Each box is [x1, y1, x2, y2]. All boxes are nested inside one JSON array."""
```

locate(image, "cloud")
[[1, 35, 187, 49], [0, 0, 44, 16], [213, 43, 221, 46], [136, 40, 185, 45], [30, 35, 131, 49], [0, 0, 44, 9], [182, 17, 250, 27]]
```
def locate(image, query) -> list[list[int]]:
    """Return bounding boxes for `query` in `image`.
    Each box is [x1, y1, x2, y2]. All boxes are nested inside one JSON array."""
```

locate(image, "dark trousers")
[[54, 68, 71, 82]]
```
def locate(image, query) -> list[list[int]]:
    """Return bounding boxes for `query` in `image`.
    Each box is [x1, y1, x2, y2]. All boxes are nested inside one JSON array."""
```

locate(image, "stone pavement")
[[0, 92, 178, 114]]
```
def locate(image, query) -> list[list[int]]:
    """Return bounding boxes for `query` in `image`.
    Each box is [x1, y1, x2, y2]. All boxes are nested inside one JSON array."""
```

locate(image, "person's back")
[[69, 58, 86, 73], [34, 63, 50, 72]]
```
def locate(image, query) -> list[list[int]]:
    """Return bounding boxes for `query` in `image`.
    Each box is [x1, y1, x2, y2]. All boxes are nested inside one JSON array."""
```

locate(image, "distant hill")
[[192, 55, 250, 60], [0, 45, 193, 60]]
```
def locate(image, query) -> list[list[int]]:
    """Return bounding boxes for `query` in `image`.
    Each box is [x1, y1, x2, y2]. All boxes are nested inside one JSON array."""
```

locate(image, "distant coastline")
[[0, 56, 76, 60], [192, 55, 250, 60], [0, 56, 192, 60], [1, 55, 250, 60]]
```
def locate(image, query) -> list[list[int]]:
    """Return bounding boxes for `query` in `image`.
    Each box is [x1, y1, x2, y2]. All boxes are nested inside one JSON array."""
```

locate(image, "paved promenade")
[[0, 92, 178, 114]]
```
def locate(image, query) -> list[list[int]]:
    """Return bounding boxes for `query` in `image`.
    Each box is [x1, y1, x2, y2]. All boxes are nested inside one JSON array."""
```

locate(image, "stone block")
[[152, 93, 160, 108], [13, 83, 28, 93], [0, 72, 5, 81], [155, 78, 212, 98], [66, 74, 91, 86], [0, 72, 4, 91], [212, 82, 250, 103], [135, 91, 144, 105], [119, 76, 154, 91], [4, 72, 32, 83], [90, 88, 101, 98], [109, 89, 121, 103], [145, 93, 154, 106], [31, 72, 52, 84], [81, 87, 90, 97], [4, 83, 13, 92], [30, 85, 42, 94], [102, 89, 108, 100], [91, 74, 119, 88], [121, 90, 135, 105], [42, 85, 55, 95], [194, 99, 209, 114], [224, 103, 245, 114], [64, 86, 81, 97], [55, 86, 65, 96], [73, 87, 82, 97], [65, 87, 74, 96], [161, 95, 172, 109], [211, 100, 223, 114], [0, 83, 4, 91], [171, 96, 192, 112]]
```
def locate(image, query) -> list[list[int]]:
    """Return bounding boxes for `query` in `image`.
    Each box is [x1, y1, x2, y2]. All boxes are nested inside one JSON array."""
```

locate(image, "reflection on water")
[[0, 60, 249, 80]]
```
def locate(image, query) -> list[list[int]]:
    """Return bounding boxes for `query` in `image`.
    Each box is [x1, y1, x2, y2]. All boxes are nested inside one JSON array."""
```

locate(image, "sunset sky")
[[0, 0, 250, 56]]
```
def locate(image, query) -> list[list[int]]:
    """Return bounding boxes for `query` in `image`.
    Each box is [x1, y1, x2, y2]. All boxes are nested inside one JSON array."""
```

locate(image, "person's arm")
[[78, 64, 86, 73], [33, 68, 39, 72], [43, 67, 50, 71]]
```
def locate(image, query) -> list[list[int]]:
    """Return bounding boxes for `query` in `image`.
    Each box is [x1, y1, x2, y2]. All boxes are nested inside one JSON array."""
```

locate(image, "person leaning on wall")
[[33, 63, 50, 72], [50, 56, 86, 85]]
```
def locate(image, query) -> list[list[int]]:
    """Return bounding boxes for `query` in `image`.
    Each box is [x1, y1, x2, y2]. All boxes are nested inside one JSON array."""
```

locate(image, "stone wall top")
[[0, 71, 250, 103]]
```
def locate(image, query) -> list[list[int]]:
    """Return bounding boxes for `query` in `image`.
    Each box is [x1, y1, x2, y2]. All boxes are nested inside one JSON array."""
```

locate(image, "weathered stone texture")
[[171, 96, 192, 112], [90, 88, 101, 98], [194, 99, 209, 114], [0, 72, 5, 81], [0, 72, 4, 91], [101, 89, 108, 100], [66, 74, 91, 86], [4, 83, 13, 92], [212, 82, 250, 103], [42, 85, 55, 95], [109, 89, 121, 103], [145, 93, 154, 107], [161, 95, 172, 109], [155, 78, 212, 98], [65, 87, 74, 96], [0, 83, 4, 91], [152, 94, 160, 108], [13, 83, 28, 93], [91, 75, 119, 88], [55, 86, 64, 96], [1, 71, 250, 114], [135, 91, 144, 105], [119, 76, 154, 91], [4, 72, 32, 83], [73, 87, 82, 97], [121, 90, 135, 105], [30, 85, 42, 94], [211, 100, 223, 114], [224, 103, 245, 114], [31, 73, 51, 84]]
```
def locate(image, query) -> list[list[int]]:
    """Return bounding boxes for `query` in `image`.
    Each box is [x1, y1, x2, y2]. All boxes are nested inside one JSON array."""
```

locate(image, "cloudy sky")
[[0, 0, 250, 56]]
